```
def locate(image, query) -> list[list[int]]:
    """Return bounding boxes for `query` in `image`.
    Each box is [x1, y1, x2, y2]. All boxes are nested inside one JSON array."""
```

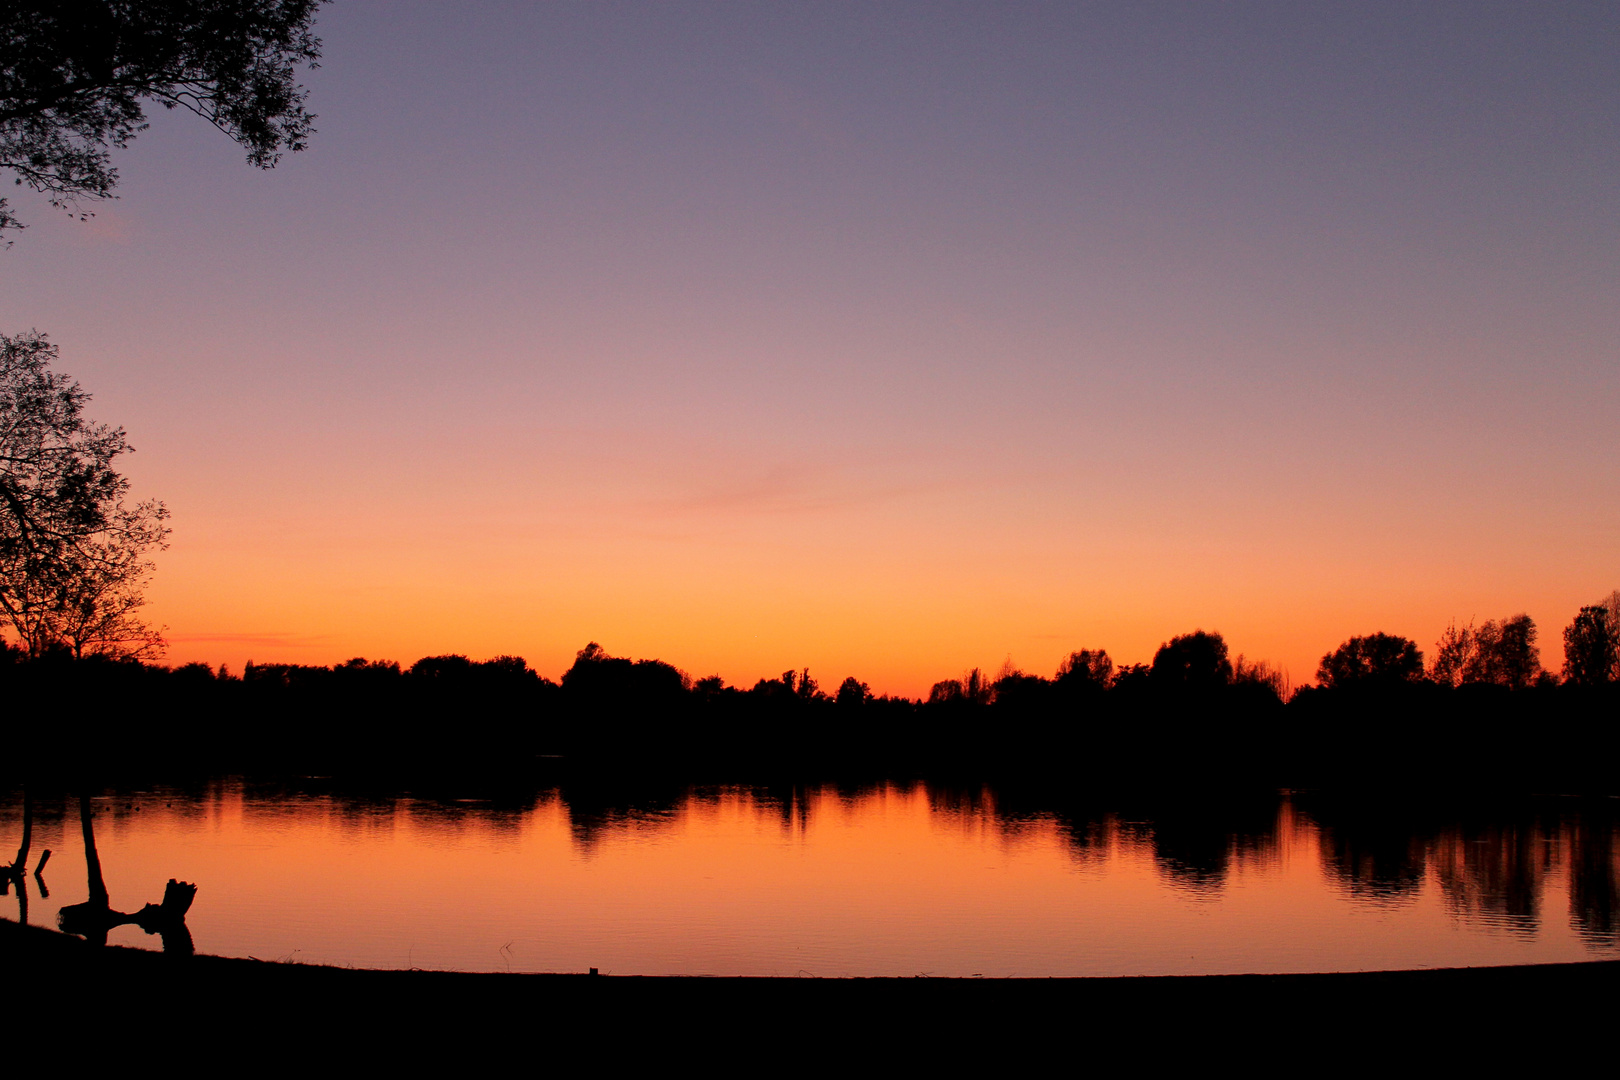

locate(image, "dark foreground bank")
[[7, 917, 1615, 1065]]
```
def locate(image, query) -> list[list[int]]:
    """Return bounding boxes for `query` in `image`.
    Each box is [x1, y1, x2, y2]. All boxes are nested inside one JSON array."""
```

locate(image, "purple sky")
[[2, 1, 1616, 690]]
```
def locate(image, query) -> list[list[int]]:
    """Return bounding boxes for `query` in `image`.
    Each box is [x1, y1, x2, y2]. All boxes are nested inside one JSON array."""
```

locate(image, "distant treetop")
[[1316, 633, 1424, 690], [1150, 630, 1232, 691]]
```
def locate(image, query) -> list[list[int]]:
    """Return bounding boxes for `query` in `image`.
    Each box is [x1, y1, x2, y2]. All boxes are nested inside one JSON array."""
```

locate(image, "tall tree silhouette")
[[0, 332, 168, 658]]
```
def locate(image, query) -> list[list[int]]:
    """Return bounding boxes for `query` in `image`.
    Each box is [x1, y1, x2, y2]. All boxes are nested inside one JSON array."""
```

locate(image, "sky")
[[1, 1, 1616, 694]]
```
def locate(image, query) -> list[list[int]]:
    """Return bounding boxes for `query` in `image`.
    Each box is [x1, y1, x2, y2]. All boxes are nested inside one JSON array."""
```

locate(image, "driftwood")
[[6, 790, 194, 953], [134, 879, 198, 930], [54, 794, 197, 955]]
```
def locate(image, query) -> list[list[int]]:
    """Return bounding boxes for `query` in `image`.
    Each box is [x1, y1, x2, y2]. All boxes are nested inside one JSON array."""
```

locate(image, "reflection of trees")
[[1147, 791, 1283, 896], [1308, 795, 1431, 903], [1320, 835, 1427, 902], [20, 778, 1612, 957], [2, 787, 50, 925], [924, 783, 994, 820], [1430, 822, 1547, 932], [1054, 816, 1116, 870], [1299, 792, 1620, 937], [55, 794, 196, 954], [557, 780, 692, 852], [1568, 806, 1620, 944], [986, 784, 1286, 894]]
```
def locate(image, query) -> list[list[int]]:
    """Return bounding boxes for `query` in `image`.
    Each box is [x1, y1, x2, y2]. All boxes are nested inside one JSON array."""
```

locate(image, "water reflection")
[[1, 779, 1617, 974], [55, 794, 197, 954], [1290, 791, 1620, 943], [2, 787, 49, 927]]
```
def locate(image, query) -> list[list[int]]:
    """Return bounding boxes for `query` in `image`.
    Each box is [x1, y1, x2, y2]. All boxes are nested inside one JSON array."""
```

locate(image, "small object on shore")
[[589, 968, 599, 976]]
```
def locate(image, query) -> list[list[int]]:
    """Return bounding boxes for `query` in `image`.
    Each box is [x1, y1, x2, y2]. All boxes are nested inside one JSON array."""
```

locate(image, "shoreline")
[[10, 916, 1616, 1059], [11, 914, 1620, 984]]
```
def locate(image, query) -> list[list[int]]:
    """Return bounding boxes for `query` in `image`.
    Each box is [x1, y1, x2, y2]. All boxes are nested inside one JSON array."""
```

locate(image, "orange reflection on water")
[[3, 783, 1616, 976]]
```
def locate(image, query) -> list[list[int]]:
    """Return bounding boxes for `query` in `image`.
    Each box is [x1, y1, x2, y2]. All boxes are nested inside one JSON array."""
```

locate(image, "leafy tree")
[[834, 676, 871, 708], [1150, 630, 1232, 691], [27, 513, 165, 658], [926, 667, 990, 706], [0, 331, 168, 658], [1316, 633, 1424, 690], [1435, 614, 1543, 690], [786, 668, 819, 701], [1232, 654, 1290, 700], [1429, 620, 1475, 687], [1562, 605, 1617, 687], [1602, 590, 1620, 681], [989, 668, 1050, 710], [1465, 614, 1541, 690], [562, 641, 689, 703], [1055, 648, 1113, 689], [1109, 662, 1151, 692], [0, 0, 325, 236]]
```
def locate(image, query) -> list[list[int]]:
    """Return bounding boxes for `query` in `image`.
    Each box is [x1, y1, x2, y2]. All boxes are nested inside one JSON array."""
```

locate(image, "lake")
[[3, 779, 1616, 976]]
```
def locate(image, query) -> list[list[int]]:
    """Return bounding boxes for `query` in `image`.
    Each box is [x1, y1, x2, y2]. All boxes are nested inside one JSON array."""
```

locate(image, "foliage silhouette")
[[834, 676, 872, 709], [0, 332, 168, 659], [0, 0, 325, 236], [1466, 615, 1542, 690], [1150, 630, 1232, 692], [1563, 605, 1617, 687], [1316, 633, 1424, 690], [1430, 615, 1543, 690], [1429, 620, 1476, 688], [1055, 648, 1112, 691]]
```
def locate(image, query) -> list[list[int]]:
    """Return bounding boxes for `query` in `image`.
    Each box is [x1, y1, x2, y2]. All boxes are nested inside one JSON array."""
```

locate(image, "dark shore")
[[7, 916, 1614, 1063]]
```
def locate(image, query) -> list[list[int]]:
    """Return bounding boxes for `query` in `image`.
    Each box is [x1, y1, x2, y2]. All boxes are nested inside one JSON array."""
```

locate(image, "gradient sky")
[[1, 1, 1616, 694]]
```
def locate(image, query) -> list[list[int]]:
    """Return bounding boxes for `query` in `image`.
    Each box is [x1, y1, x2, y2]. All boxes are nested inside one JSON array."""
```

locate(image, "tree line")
[[6, 600, 1618, 788]]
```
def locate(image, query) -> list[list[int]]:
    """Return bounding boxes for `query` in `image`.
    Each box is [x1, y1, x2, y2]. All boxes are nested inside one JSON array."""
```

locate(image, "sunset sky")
[[1, 1, 1615, 694]]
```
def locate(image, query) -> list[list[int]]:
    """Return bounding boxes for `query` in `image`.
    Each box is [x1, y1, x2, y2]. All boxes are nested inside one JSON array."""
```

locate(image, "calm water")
[[3, 781, 1617, 976]]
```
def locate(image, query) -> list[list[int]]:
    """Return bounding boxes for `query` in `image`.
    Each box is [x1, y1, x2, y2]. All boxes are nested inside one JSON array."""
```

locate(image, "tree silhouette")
[[0, 332, 168, 658], [1055, 648, 1113, 689], [1601, 590, 1620, 682], [1150, 630, 1233, 691], [834, 676, 871, 708], [1464, 615, 1541, 690], [1429, 620, 1475, 688], [1562, 605, 1617, 687], [927, 667, 991, 705], [0, 0, 325, 236], [1316, 633, 1424, 689], [1430, 616, 1542, 690]]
